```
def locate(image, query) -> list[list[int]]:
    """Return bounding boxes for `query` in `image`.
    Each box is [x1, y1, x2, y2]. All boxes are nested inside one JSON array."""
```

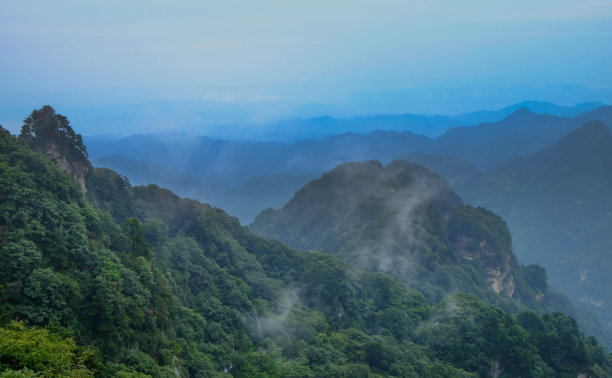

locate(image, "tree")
[[124, 218, 152, 260], [19, 105, 88, 162], [0, 321, 95, 376]]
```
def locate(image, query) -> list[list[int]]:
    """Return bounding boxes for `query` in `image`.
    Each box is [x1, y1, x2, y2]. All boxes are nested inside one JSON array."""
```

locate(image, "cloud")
[[249, 288, 300, 340]]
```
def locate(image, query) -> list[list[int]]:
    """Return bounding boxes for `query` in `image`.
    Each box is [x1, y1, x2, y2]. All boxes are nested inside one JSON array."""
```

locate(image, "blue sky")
[[1, 0, 611, 135]]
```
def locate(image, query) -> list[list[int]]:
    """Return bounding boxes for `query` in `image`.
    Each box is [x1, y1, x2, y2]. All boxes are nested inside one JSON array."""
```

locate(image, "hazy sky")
[[1, 0, 611, 135]]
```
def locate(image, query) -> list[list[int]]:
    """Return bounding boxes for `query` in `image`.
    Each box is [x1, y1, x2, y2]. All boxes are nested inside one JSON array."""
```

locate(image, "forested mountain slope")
[[251, 161, 550, 308], [250, 159, 612, 348], [453, 120, 612, 347], [1, 107, 610, 377]]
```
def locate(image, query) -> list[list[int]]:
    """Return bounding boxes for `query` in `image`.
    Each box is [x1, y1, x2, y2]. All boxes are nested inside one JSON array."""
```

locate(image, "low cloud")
[[250, 288, 300, 340]]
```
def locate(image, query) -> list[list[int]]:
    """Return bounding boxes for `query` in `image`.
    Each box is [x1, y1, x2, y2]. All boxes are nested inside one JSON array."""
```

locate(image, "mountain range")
[[86, 103, 612, 222], [3, 106, 611, 376], [14, 102, 612, 348], [189, 100, 607, 142]]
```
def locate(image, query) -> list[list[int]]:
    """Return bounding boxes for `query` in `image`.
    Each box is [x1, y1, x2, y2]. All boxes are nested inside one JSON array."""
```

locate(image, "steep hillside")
[[457, 121, 612, 341], [251, 160, 556, 311], [2, 108, 611, 376]]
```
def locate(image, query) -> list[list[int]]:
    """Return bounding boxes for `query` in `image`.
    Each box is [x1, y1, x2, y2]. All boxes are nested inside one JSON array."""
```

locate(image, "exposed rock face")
[[489, 360, 501, 378], [18, 105, 91, 193], [454, 236, 515, 297], [41, 143, 90, 193], [252, 160, 554, 311]]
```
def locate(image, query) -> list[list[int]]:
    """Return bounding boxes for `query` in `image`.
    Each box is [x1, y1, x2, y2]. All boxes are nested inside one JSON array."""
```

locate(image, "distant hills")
[[87, 102, 612, 222], [435, 105, 612, 170], [4, 105, 612, 376], [198, 100, 606, 141], [453, 100, 606, 126]]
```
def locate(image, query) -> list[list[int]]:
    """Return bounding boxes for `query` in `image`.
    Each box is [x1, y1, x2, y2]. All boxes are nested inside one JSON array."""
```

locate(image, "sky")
[[1, 0, 611, 135]]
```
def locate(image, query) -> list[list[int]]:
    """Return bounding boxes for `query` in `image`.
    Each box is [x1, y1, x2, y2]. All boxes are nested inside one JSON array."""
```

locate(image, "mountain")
[[434, 105, 612, 170], [87, 131, 434, 188], [218, 100, 608, 143], [207, 113, 459, 141], [455, 101, 606, 125], [250, 159, 612, 348], [87, 130, 434, 222], [94, 153, 216, 196], [84, 100, 605, 143], [2, 107, 611, 376], [397, 152, 482, 189], [454, 121, 612, 343], [435, 108, 569, 170], [93, 153, 316, 223], [251, 161, 558, 309], [86, 105, 612, 223]]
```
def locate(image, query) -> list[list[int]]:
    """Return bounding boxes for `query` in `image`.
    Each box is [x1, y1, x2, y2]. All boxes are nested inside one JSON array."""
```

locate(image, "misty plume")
[[249, 288, 301, 340], [413, 296, 462, 339], [345, 169, 455, 284]]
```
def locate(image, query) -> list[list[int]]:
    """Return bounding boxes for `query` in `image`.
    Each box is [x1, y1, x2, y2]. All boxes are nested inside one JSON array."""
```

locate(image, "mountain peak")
[[18, 105, 91, 192], [554, 120, 612, 150], [251, 160, 463, 252], [576, 120, 611, 137], [523, 120, 612, 170], [505, 107, 535, 120]]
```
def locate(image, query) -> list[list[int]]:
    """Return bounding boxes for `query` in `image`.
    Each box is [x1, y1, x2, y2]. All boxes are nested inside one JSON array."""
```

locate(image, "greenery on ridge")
[[0, 108, 610, 376], [454, 120, 612, 348], [251, 160, 552, 313]]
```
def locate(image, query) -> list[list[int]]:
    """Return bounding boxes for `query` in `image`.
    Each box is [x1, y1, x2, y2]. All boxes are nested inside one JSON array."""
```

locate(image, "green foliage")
[[124, 218, 152, 260], [86, 167, 134, 221], [1, 117, 611, 377], [447, 206, 511, 254], [18, 105, 87, 163], [250, 160, 559, 317], [0, 321, 95, 377], [454, 122, 612, 347]]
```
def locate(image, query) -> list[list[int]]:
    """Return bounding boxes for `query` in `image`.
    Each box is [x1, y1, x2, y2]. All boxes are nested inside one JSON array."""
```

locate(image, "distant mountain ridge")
[[84, 100, 607, 143], [199, 100, 608, 141], [87, 104, 612, 182], [454, 101, 606, 126], [87, 104, 612, 222]]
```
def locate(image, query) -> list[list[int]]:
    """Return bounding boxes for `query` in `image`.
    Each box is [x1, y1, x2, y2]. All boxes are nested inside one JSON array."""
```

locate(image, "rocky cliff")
[[18, 105, 90, 193]]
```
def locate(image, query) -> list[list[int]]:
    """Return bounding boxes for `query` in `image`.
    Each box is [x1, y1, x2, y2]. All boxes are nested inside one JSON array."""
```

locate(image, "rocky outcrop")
[[40, 143, 90, 193], [18, 105, 91, 193], [454, 236, 515, 297]]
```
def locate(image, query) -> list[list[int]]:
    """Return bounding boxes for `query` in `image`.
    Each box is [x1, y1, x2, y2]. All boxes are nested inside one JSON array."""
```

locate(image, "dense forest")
[[1, 107, 611, 377]]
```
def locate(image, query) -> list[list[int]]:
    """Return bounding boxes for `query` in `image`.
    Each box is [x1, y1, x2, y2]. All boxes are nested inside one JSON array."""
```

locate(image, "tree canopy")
[[1, 112, 611, 377], [19, 105, 88, 162]]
